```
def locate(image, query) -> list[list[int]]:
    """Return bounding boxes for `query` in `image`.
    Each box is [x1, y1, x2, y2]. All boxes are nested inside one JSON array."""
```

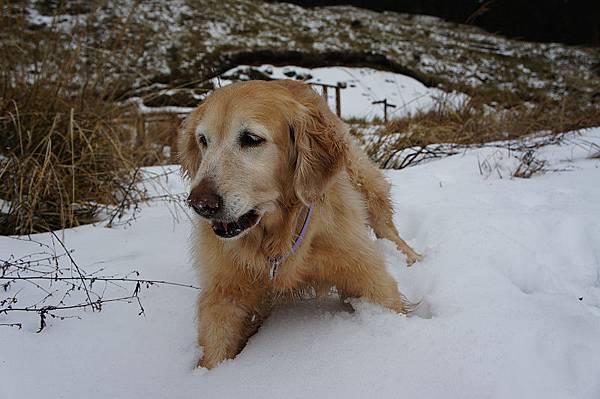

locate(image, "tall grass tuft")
[[365, 94, 600, 169], [0, 2, 154, 234]]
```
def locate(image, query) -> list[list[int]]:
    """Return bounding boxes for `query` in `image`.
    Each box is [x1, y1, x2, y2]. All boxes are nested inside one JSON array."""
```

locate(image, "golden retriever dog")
[[179, 80, 423, 369]]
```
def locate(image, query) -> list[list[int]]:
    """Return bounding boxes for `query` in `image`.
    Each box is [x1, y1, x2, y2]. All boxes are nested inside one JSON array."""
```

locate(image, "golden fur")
[[179, 80, 422, 369]]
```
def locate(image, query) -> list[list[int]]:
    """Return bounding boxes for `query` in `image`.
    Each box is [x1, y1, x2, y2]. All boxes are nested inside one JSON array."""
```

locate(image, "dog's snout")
[[187, 179, 223, 218]]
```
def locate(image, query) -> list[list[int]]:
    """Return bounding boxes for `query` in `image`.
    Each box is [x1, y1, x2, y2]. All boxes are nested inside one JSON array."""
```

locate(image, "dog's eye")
[[198, 134, 208, 147], [240, 131, 265, 148]]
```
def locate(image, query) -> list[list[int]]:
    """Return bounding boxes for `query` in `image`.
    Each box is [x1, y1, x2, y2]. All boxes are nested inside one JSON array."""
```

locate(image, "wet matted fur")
[[179, 80, 422, 369]]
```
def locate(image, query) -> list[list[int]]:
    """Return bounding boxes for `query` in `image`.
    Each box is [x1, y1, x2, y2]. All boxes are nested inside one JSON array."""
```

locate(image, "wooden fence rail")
[[310, 82, 345, 117]]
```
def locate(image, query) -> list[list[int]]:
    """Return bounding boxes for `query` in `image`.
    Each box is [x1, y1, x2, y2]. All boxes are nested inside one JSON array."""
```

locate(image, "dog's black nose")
[[187, 179, 223, 218]]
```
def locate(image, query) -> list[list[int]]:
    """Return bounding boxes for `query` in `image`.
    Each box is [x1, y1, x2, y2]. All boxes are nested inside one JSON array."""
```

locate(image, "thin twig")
[[0, 323, 22, 329], [0, 276, 200, 290], [106, 167, 142, 228], [49, 230, 97, 310]]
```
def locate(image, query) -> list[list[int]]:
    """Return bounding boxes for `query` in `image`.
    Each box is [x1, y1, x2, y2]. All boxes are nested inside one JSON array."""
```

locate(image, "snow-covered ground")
[[216, 65, 467, 120], [2, 129, 600, 398]]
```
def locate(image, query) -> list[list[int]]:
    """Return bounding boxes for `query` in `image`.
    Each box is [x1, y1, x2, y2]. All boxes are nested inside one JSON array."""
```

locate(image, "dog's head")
[[179, 80, 347, 239]]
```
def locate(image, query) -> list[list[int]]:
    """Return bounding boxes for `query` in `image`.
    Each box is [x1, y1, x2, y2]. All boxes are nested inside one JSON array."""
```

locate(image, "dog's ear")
[[290, 92, 347, 204], [177, 107, 204, 180]]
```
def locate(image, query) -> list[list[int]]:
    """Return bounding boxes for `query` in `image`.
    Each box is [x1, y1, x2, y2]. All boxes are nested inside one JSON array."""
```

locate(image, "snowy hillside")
[[8, 1, 600, 105], [2, 128, 600, 398]]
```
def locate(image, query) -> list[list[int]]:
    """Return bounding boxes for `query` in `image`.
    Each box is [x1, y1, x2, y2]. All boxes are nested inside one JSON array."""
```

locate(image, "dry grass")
[[0, 3, 163, 235], [0, 93, 140, 235], [365, 94, 600, 169], [512, 150, 547, 178]]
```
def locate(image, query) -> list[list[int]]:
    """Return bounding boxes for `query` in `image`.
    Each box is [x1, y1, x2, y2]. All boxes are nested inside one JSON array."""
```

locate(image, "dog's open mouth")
[[210, 209, 261, 238]]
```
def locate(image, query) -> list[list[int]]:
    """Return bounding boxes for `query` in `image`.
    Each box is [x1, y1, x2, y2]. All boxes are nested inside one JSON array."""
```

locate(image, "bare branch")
[[0, 276, 199, 290], [0, 235, 200, 332]]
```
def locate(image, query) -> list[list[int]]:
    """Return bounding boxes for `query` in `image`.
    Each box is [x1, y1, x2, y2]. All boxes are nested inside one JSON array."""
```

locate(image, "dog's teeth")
[[210, 210, 261, 238]]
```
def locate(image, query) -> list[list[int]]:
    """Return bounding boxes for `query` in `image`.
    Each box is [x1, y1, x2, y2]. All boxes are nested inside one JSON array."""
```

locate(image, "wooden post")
[[135, 114, 146, 147], [322, 85, 328, 101], [169, 114, 180, 163], [383, 99, 388, 123], [371, 99, 396, 123], [335, 84, 341, 117]]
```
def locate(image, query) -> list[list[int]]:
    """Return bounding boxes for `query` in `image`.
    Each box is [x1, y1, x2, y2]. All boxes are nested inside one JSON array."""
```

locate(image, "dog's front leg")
[[197, 282, 268, 369]]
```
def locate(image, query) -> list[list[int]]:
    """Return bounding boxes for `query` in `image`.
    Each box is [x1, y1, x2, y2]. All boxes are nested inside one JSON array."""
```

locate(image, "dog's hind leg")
[[348, 151, 423, 265], [327, 238, 416, 314], [368, 197, 423, 266]]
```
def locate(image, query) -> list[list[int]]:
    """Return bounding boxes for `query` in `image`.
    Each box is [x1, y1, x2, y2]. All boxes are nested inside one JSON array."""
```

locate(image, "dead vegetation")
[[0, 2, 189, 235], [512, 150, 547, 179], [364, 94, 600, 169]]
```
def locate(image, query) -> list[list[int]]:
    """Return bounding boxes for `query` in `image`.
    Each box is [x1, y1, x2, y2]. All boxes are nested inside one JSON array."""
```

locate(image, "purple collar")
[[269, 204, 314, 280]]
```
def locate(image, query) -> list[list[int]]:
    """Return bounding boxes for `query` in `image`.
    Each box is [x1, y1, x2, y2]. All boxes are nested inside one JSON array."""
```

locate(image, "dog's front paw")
[[196, 356, 215, 370]]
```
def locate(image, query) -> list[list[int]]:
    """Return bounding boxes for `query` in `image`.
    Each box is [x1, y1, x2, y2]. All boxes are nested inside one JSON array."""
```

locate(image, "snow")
[[2, 129, 600, 398], [129, 66, 467, 119], [216, 65, 468, 120]]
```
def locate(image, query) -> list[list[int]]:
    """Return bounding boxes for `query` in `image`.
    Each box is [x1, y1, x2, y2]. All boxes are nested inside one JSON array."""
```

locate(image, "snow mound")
[[1, 129, 600, 398], [216, 65, 468, 120]]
